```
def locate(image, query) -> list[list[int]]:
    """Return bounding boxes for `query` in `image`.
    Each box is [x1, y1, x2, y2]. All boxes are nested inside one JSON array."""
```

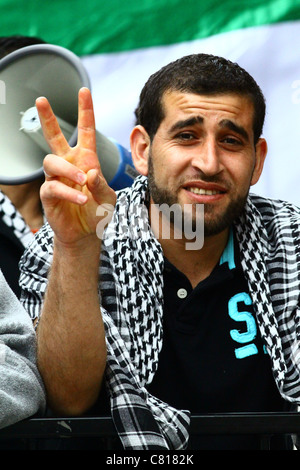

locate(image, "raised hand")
[[36, 87, 116, 245]]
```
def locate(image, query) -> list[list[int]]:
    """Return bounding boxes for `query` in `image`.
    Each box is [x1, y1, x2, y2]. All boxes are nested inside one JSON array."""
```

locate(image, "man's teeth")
[[189, 187, 221, 195]]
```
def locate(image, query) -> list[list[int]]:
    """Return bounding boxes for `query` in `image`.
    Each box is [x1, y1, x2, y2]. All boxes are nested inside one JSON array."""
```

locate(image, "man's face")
[[140, 90, 267, 238]]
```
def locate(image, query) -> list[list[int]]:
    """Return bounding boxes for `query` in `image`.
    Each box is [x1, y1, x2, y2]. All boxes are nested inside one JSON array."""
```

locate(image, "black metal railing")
[[0, 412, 299, 450]]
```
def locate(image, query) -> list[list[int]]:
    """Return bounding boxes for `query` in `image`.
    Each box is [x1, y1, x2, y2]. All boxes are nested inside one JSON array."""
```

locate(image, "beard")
[[147, 152, 249, 238]]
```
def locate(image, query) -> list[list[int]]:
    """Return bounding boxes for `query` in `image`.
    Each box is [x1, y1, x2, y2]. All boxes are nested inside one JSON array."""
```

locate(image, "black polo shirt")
[[147, 229, 289, 449]]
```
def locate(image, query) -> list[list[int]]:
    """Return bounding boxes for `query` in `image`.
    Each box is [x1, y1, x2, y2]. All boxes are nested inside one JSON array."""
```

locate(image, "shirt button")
[[177, 288, 188, 299]]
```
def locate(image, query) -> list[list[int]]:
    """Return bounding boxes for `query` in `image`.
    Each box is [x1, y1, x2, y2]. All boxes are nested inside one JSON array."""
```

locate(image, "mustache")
[[178, 172, 232, 189]]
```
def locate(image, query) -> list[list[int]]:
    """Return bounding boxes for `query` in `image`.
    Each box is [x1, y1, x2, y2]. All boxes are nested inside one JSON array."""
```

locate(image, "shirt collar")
[[219, 228, 236, 270]]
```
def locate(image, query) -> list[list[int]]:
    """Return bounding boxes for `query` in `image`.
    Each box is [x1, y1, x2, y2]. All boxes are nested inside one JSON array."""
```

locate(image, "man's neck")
[[0, 179, 44, 231], [149, 202, 230, 288], [160, 229, 230, 288]]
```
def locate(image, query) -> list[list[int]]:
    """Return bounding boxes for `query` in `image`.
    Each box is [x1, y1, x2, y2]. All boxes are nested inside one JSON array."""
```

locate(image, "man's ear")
[[130, 125, 151, 176], [250, 137, 268, 186]]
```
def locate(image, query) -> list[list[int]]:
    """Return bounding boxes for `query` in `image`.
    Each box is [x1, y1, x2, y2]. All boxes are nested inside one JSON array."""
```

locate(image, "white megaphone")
[[0, 44, 138, 189]]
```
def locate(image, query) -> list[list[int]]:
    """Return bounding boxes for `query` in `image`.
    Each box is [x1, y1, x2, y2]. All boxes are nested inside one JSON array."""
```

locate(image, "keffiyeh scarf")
[[0, 190, 35, 248], [19, 175, 300, 449]]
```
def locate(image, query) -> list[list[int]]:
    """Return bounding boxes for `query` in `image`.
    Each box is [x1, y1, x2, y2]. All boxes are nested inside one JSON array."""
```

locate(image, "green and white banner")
[[1, 0, 300, 205]]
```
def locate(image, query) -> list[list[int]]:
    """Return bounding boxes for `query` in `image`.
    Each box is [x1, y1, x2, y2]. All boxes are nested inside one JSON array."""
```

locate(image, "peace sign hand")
[[36, 87, 116, 246]]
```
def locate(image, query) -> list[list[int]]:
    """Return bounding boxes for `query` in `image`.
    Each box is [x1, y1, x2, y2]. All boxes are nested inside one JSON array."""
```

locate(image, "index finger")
[[77, 87, 97, 153], [35, 96, 70, 156]]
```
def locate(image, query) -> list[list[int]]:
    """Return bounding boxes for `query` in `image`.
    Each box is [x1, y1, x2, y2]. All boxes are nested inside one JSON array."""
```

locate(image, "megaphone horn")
[[0, 44, 138, 189]]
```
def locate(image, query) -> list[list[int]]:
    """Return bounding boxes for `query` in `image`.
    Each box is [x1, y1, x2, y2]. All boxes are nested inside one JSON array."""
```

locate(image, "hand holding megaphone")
[[37, 87, 116, 245]]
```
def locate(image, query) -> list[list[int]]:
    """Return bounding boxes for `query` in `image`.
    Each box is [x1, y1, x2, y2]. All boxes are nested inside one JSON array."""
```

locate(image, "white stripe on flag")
[[82, 20, 300, 206]]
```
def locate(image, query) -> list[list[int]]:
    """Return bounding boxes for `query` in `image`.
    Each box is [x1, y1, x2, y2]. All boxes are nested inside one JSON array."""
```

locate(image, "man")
[[0, 35, 46, 297], [19, 54, 300, 450], [0, 35, 46, 450], [0, 268, 45, 430]]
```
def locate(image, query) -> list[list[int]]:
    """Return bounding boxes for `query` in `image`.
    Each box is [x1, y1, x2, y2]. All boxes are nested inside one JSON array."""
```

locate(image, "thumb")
[[87, 169, 117, 207]]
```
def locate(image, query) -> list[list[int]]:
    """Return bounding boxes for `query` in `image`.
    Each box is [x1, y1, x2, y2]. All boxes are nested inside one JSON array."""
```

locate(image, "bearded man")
[[19, 54, 300, 450]]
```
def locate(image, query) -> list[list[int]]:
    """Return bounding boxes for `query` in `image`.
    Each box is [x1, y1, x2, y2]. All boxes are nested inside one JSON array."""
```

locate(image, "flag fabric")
[[1, 0, 300, 205]]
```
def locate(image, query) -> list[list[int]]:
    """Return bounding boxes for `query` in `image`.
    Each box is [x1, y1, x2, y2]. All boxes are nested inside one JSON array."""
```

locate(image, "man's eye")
[[222, 137, 242, 145], [176, 132, 196, 141]]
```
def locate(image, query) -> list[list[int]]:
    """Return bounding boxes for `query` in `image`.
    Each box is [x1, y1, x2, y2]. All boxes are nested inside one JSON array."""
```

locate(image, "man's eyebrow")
[[168, 116, 204, 133], [219, 119, 249, 141], [168, 116, 250, 141]]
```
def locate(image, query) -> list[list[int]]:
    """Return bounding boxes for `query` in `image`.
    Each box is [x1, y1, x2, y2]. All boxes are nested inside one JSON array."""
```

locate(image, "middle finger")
[[76, 87, 97, 153]]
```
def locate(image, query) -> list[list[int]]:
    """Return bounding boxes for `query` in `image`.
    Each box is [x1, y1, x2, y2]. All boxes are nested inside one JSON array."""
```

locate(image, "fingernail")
[[93, 175, 101, 186], [77, 193, 88, 204], [77, 172, 86, 184]]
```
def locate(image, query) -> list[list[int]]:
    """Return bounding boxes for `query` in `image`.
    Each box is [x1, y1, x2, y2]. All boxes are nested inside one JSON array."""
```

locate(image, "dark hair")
[[135, 53, 266, 144], [0, 35, 46, 59]]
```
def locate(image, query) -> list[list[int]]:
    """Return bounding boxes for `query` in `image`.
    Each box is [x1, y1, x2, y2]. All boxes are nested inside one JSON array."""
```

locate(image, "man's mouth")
[[188, 187, 223, 196], [183, 181, 227, 196]]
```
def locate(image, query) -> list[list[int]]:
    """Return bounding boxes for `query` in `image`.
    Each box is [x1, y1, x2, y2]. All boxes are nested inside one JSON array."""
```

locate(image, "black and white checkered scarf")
[[19, 175, 300, 449], [0, 190, 35, 248]]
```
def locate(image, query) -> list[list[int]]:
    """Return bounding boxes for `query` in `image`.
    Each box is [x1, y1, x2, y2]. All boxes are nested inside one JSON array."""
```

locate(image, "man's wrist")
[[53, 234, 102, 262]]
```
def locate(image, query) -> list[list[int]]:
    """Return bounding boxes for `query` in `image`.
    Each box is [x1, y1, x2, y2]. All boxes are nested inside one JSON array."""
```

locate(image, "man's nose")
[[191, 139, 222, 176]]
